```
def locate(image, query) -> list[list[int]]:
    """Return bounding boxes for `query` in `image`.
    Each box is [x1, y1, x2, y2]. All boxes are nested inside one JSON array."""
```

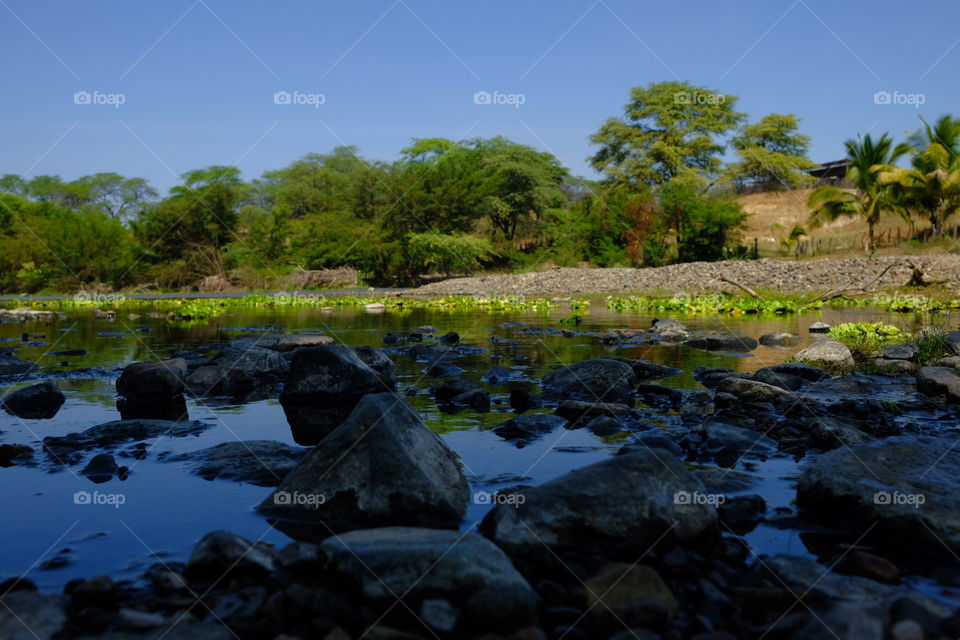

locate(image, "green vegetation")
[[827, 322, 906, 363]]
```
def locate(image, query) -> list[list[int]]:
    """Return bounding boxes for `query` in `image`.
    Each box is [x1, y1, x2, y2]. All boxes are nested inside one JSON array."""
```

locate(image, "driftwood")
[[809, 261, 902, 303], [719, 275, 762, 299], [905, 261, 948, 287]]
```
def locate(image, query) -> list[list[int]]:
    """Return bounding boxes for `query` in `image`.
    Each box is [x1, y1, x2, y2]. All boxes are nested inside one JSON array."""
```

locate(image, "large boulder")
[[794, 339, 855, 370], [188, 346, 289, 395], [353, 346, 398, 390], [480, 449, 717, 556], [164, 440, 305, 486], [116, 358, 187, 400], [280, 346, 388, 404], [2, 381, 65, 419], [320, 527, 539, 630], [797, 436, 960, 552], [916, 366, 960, 404], [541, 357, 638, 404], [259, 393, 469, 532]]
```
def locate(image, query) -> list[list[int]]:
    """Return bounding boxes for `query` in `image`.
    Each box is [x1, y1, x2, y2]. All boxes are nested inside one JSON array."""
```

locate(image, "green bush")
[[405, 231, 497, 277], [827, 322, 906, 363]]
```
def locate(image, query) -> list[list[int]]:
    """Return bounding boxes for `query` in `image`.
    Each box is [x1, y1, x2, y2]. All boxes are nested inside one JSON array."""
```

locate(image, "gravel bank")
[[411, 256, 960, 297]]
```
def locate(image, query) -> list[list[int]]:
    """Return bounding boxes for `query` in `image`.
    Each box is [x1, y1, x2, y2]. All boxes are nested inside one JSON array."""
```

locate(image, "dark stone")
[[166, 440, 305, 486], [116, 358, 187, 400], [280, 346, 387, 404], [493, 414, 567, 443], [555, 399, 633, 422], [684, 335, 758, 353], [483, 365, 513, 386], [2, 381, 64, 419], [184, 531, 276, 581], [81, 454, 118, 483], [541, 357, 638, 404]]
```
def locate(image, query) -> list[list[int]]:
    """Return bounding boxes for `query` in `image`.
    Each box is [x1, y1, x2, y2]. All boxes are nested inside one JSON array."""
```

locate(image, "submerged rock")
[[2, 381, 65, 419], [434, 378, 490, 412], [259, 393, 469, 533], [759, 332, 801, 347], [0, 354, 37, 377], [166, 440, 305, 486], [43, 419, 211, 460], [320, 527, 538, 630], [493, 414, 567, 444], [480, 448, 717, 556]]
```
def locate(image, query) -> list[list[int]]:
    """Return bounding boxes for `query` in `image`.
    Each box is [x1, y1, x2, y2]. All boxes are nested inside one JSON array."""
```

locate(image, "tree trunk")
[[930, 212, 942, 238]]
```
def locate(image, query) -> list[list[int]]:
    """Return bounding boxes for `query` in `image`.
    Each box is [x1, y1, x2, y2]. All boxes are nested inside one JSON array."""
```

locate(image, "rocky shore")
[[410, 256, 960, 297], [3, 321, 960, 639]]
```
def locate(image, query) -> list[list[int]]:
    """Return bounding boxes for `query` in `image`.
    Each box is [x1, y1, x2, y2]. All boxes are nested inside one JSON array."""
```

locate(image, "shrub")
[[827, 322, 906, 364]]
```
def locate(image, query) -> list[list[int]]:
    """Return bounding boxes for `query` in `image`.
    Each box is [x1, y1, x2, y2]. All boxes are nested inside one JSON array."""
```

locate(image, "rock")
[[0, 354, 36, 377], [636, 384, 684, 406], [280, 346, 388, 404], [434, 378, 489, 411], [718, 495, 766, 531], [794, 339, 855, 370], [204, 345, 289, 395], [759, 332, 801, 347], [808, 373, 880, 398], [420, 599, 459, 633], [0, 591, 65, 639], [448, 388, 490, 412], [762, 362, 831, 382], [837, 550, 901, 585], [943, 330, 960, 356], [509, 388, 540, 412], [620, 434, 683, 457], [480, 449, 717, 556], [493, 414, 567, 443], [694, 468, 759, 494], [353, 346, 398, 390], [81, 453, 118, 482], [703, 422, 777, 455], [801, 416, 870, 450], [883, 343, 917, 361], [116, 358, 187, 400], [482, 365, 513, 385], [916, 366, 960, 403], [584, 415, 624, 436], [554, 399, 633, 421], [809, 321, 832, 333], [320, 527, 538, 630], [938, 355, 960, 368], [541, 357, 638, 404], [2, 381, 65, 419], [581, 564, 678, 630], [874, 358, 917, 373], [259, 393, 469, 531], [716, 377, 792, 403], [751, 368, 806, 391], [185, 531, 276, 580], [438, 331, 460, 345], [692, 367, 752, 389], [652, 319, 690, 342], [0, 444, 33, 467], [684, 335, 758, 353], [231, 333, 334, 352], [166, 441, 305, 486], [759, 554, 897, 602], [603, 356, 680, 381], [797, 436, 960, 552], [43, 419, 211, 455]]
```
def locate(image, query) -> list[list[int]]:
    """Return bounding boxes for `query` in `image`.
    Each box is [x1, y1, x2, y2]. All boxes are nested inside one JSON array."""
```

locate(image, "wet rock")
[[636, 384, 683, 407], [603, 356, 680, 381], [582, 564, 677, 631], [684, 335, 758, 353], [43, 419, 211, 456], [703, 421, 777, 455], [0, 591, 65, 639], [493, 414, 567, 444], [280, 346, 388, 404], [652, 319, 690, 342], [759, 332, 801, 347], [941, 355, 960, 368], [166, 440, 305, 486], [883, 343, 917, 361], [584, 415, 624, 436], [718, 495, 766, 532], [0, 443, 33, 467], [692, 367, 752, 389], [751, 368, 806, 391], [837, 550, 901, 585], [555, 399, 633, 422], [916, 366, 960, 403], [875, 358, 917, 373], [81, 453, 119, 482], [794, 339, 854, 370], [541, 357, 638, 404], [694, 468, 759, 494], [185, 531, 276, 580], [320, 527, 538, 630], [282, 403, 356, 446], [353, 346, 398, 390], [716, 377, 792, 403], [0, 354, 37, 377], [944, 331, 960, 356], [116, 358, 187, 400], [2, 381, 64, 419], [424, 361, 466, 377], [483, 365, 513, 386], [808, 373, 880, 398], [620, 434, 683, 457], [800, 416, 870, 450], [480, 448, 717, 556], [230, 332, 334, 352], [762, 362, 830, 383], [259, 393, 469, 532], [434, 378, 489, 411], [509, 388, 540, 412], [809, 321, 832, 333], [797, 436, 960, 552], [420, 598, 459, 633], [439, 331, 460, 345]]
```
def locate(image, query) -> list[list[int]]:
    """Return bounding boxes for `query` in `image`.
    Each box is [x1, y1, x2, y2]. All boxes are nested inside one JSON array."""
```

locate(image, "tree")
[[875, 115, 960, 237], [657, 182, 749, 263], [590, 81, 745, 187], [74, 173, 158, 219], [726, 114, 817, 191], [807, 133, 910, 253], [0, 174, 26, 196]]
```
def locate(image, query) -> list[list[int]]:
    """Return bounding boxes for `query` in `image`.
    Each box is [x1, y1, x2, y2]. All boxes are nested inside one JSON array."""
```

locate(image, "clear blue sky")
[[2, 0, 958, 192]]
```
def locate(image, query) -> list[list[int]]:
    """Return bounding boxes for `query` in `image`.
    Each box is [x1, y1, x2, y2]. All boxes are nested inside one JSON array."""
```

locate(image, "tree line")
[[1, 80, 952, 292]]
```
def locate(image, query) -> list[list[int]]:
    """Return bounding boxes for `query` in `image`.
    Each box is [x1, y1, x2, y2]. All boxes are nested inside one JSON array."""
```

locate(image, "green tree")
[[74, 173, 158, 219], [875, 115, 960, 237], [590, 81, 745, 187], [657, 183, 749, 263], [807, 133, 910, 253], [726, 114, 817, 191]]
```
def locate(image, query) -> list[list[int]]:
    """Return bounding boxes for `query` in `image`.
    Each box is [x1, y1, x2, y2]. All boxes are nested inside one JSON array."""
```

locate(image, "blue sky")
[[2, 0, 958, 192]]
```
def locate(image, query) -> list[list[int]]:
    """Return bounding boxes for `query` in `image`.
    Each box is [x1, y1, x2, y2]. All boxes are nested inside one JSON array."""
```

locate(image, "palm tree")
[[875, 115, 960, 238], [807, 133, 910, 253]]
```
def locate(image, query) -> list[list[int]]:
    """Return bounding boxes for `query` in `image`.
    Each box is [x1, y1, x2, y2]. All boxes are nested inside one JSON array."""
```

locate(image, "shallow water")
[[0, 301, 954, 597]]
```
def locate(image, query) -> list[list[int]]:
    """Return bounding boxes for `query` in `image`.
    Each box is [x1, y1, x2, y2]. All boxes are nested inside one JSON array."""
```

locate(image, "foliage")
[[726, 114, 817, 190], [827, 322, 906, 362], [656, 183, 750, 263], [405, 231, 497, 276]]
